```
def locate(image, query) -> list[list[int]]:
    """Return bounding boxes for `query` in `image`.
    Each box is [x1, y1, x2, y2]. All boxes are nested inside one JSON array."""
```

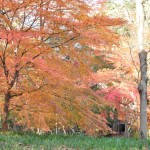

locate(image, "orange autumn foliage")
[[0, 0, 124, 135]]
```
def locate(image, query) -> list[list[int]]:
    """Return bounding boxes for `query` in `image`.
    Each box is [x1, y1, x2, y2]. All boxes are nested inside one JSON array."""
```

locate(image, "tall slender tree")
[[136, 0, 147, 139]]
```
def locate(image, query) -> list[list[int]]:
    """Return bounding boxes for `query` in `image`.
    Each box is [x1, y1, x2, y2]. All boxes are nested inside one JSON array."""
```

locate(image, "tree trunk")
[[2, 91, 11, 130], [136, 0, 147, 139], [112, 108, 118, 132], [138, 50, 147, 139]]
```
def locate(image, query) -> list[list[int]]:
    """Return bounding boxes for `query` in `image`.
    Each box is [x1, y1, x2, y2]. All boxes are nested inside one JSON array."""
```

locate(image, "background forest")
[[0, 0, 149, 138]]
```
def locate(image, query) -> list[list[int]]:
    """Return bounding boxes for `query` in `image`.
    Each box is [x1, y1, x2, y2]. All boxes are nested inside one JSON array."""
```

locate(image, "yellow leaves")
[[0, 14, 12, 29], [8, 78, 111, 135]]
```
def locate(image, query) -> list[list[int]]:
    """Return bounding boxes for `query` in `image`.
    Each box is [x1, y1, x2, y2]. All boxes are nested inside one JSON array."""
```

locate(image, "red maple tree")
[[0, 0, 124, 134]]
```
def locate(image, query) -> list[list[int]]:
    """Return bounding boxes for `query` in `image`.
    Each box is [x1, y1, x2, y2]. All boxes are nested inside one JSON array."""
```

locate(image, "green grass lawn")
[[0, 132, 149, 150]]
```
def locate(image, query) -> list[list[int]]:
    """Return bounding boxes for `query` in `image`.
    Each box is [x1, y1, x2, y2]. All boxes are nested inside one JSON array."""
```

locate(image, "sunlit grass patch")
[[0, 132, 149, 150]]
